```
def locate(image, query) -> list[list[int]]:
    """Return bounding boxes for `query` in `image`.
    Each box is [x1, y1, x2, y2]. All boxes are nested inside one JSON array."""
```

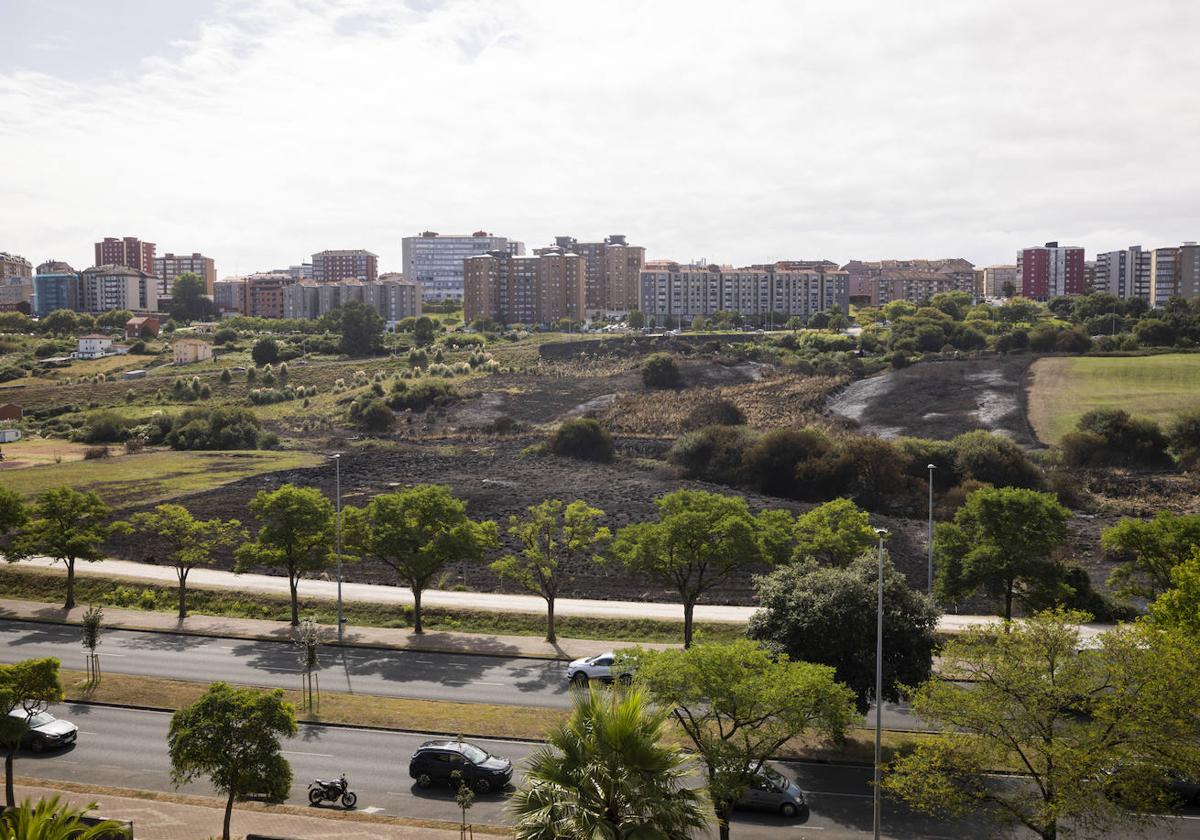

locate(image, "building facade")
[[537, 235, 647, 315], [1178, 243, 1200, 302], [95, 237, 156, 274], [243, 273, 295, 319], [1093, 246, 1151, 301], [1016, 242, 1085, 300], [80, 265, 158, 313], [212, 279, 245, 314], [152, 252, 216, 295], [638, 262, 849, 323], [463, 250, 586, 326], [0, 284, 34, 312], [977, 265, 1019, 298], [282, 276, 421, 324], [1149, 247, 1178, 305], [33, 263, 80, 316], [312, 250, 378, 282], [173, 338, 213, 365], [402, 231, 525, 302], [0, 252, 32, 282], [842, 258, 976, 306]]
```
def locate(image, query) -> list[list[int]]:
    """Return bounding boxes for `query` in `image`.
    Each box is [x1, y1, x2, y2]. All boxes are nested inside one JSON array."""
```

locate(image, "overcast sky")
[[2, 0, 1198, 276]]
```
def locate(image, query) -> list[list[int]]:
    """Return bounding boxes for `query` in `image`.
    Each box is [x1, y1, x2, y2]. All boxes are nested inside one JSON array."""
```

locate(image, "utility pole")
[[873, 527, 888, 840], [331, 453, 344, 641], [927, 464, 936, 597]]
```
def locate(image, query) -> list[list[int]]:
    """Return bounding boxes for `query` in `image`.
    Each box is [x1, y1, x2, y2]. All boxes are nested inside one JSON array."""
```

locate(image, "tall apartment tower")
[[402, 231, 524, 302], [1149, 247, 1179, 305], [152, 252, 217, 295], [312, 250, 378, 282], [1177, 243, 1200, 302], [1093, 246, 1151, 301], [536, 235, 646, 316], [33, 261, 80, 316], [0, 252, 33, 282], [463, 249, 585, 326], [1016, 242, 1085, 300], [95, 237, 156, 274]]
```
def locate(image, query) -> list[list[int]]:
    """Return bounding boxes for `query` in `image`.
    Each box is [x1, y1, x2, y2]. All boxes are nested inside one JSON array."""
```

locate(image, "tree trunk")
[[177, 568, 189, 619], [413, 586, 424, 634], [289, 573, 300, 626], [64, 557, 76, 610], [4, 746, 15, 808], [683, 599, 695, 649], [545, 596, 556, 643], [1004, 579, 1014, 623], [715, 801, 732, 840], [223, 787, 236, 840]]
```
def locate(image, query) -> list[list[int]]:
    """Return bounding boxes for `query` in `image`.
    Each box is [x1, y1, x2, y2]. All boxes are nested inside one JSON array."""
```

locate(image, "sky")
[[2, 0, 1199, 276]]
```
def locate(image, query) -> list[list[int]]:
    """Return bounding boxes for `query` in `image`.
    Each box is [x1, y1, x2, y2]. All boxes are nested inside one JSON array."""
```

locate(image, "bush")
[[1168, 409, 1200, 469], [83, 446, 110, 460], [743, 426, 834, 499], [1060, 408, 1171, 469], [641, 353, 682, 389], [213, 327, 237, 345], [667, 424, 757, 485], [81, 410, 129, 443], [682, 399, 746, 431], [441, 333, 485, 349], [386, 379, 457, 411], [251, 337, 279, 366], [128, 340, 146, 354], [34, 341, 61, 358], [165, 406, 262, 450], [951, 430, 1042, 489], [349, 395, 395, 433], [549, 418, 614, 463]]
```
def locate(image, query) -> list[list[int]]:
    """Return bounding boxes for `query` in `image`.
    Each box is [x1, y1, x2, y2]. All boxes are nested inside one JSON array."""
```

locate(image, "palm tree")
[[509, 686, 711, 839], [1, 795, 130, 839]]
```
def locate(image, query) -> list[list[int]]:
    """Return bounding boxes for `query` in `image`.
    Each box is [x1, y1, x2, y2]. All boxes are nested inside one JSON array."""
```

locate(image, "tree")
[[1101, 512, 1200, 600], [235, 485, 333, 625], [348, 395, 394, 433], [1150, 548, 1200, 635], [491, 499, 611, 643], [0, 795, 130, 840], [999, 296, 1043, 324], [508, 687, 710, 840], [95, 308, 133, 329], [338, 299, 384, 356], [0, 487, 26, 561], [793, 498, 877, 565], [413, 316, 436, 346], [626, 309, 645, 329], [883, 611, 1200, 840], [1001, 279, 1017, 298], [130, 504, 246, 618], [251, 337, 278, 366], [641, 353, 682, 388], [0, 658, 63, 807], [170, 272, 216, 322], [343, 485, 498, 634], [628, 641, 856, 839], [39, 309, 78, 335], [549, 417, 613, 462], [749, 555, 938, 712], [14, 488, 129, 609], [936, 487, 1070, 621], [168, 682, 297, 840], [612, 490, 789, 646]]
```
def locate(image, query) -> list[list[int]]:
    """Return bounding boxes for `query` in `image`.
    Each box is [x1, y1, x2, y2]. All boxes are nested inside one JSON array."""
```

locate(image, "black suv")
[[408, 740, 513, 793]]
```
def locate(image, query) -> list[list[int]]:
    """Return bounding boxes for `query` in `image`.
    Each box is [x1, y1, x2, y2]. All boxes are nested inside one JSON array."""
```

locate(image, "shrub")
[[213, 327, 237, 345], [442, 333, 485, 349], [34, 341, 61, 358], [951, 430, 1041, 489], [682, 399, 745, 430], [386, 379, 457, 412], [743, 426, 835, 499], [1060, 408, 1171, 469], [83, 445, 110, 460], [349, 395, 395, 433], [220, 368, 232, 384], [251, 337, 279, 366], [407, 348, 428, 368], [1168, 409, 1200, 469], [128, 340, 146, 354], [889, 351, 911, 369], [165, 406, 261, 450], [667, 424, 757, 485], [81, 410, 129, 443], [550, 418, 614, 463], [641, 353, 682, 389], [257, 431, 280, 450]]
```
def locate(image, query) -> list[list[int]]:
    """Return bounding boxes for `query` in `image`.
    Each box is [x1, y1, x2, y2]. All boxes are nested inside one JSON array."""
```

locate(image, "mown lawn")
[[1027, 353, 1200, 443], [0, 448, 322, 507]]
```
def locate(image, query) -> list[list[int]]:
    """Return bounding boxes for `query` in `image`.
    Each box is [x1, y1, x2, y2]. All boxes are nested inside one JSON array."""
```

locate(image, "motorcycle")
[[308, 773, 357, 808]]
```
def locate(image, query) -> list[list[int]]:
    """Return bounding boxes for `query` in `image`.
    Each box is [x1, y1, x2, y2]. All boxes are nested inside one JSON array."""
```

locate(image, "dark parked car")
[[736, 765, 807, 818], [409, 740, 512, 793], [8, 709, 78, 752]]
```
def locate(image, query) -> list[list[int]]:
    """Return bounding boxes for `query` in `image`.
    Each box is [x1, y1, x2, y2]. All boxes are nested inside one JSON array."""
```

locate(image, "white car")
[[565, 652, 632, 686]]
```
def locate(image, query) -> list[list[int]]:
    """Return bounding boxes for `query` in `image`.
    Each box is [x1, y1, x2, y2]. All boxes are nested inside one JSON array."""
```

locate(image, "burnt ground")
[[828, 355, 1039, 445]]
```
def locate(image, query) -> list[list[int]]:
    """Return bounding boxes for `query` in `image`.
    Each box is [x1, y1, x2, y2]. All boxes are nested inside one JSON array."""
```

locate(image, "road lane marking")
[[282, 750, 334, 757], [96, 653, 126, 657], [804, 789, 873, 799]]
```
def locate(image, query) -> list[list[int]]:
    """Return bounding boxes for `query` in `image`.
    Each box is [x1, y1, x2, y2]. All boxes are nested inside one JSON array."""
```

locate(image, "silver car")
[[9, 709, 78, 752], [737, 765, 807, 818]]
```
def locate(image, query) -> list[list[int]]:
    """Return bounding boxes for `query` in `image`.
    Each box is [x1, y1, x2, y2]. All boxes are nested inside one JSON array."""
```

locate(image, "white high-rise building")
[[402, 231, 524, 302], [1094, 246, 1151, 301]]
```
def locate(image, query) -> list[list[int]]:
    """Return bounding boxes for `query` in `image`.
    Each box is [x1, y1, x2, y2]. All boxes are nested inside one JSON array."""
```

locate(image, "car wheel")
[[308, 788, 324, 806], [571, 672, 589, 686], [474, 777, 492, 794], [415, 773, 433, 789], [30, 738, 45, 754], [780, 802, 799, 818], [341, 792, 357, 809]]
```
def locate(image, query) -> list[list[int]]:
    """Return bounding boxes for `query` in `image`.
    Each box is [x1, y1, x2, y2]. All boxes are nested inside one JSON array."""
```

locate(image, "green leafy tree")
[[491, 499, 611, 643], [0, 795, 130, 839], [413, 316, 436, 346], [0, 487, 26, 561], [749, 554, 939, 712], [39, 309, 78, 335], [627, 641, 855, 839], [235, 485, 334, 625], [170, 272, 216, 322], [14, 488, 129, 609], [508, 687, 710, 840], [338, 299, 385, 356], [611, 490, 788, 647], [1149, 548, 1200, 635], [94, 308, 133, 329], [251, 337, 279, 366], [883, 610, 1200, 840], [0, 658, 63, 807], [168, 682, 297, 840], [936, 486, 1070, 621], [792, 498, 875, 565], [343, 485, 498, 634], [130, 504, 246, 618], [1101, 512, 1200, 600], [626, 309, 645, 329], [641, 353, 682, 388]]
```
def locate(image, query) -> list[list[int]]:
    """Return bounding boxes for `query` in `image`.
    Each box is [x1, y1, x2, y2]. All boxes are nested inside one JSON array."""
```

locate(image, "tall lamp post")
[[330, 453, 344, 642], [927, 464, 936, 597], [873, 527, 888, 840]]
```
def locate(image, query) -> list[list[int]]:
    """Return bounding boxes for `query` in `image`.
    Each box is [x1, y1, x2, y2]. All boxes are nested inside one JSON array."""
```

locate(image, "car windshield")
[[460, 744, 489, 764], [588, 653, 613, 664], [759, 766, 786, 786], [27, 712, 55, 726]]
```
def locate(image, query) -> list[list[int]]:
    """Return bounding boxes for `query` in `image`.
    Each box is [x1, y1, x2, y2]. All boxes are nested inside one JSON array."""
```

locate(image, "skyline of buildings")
[[312, 249, 379, 283], [639, 262, 849, 324], [152, 252, 216, 296], [402, 231, 525, 303]]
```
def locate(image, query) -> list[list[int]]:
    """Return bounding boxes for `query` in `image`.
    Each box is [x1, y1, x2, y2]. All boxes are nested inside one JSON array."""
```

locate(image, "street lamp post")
[[331, 453, 344, 642], [927, 464, 936, 597], [873, 527, 888, 840]]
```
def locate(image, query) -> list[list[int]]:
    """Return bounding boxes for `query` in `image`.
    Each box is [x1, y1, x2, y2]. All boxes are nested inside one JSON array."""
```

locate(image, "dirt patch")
[[827, 356, 1038, 445]]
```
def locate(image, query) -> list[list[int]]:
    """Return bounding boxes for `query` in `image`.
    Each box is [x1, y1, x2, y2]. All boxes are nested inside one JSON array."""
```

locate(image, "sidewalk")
[[13, 780, 476, 840]]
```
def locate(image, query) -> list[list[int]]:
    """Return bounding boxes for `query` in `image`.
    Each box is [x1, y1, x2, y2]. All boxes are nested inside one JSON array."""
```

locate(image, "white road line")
[[96, 653, 126, 657], [414, 659, 435, 664], [804, 789, 873, 799], [445, 680, 504, 686], [282, 750, 334, 758]]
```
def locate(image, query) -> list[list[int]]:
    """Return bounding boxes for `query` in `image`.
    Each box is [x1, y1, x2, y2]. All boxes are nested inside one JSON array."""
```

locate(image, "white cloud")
[[1, 0, 1198, 274]]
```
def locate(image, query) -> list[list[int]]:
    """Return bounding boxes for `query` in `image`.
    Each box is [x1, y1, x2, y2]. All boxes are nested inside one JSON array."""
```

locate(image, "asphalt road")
[[0, 618, 927, 730], [14, 703, 1007, 839]]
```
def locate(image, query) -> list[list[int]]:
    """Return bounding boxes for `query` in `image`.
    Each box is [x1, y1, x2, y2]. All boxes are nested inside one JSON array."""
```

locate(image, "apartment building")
[[0, 284, 32, 312], [0, 252, 32, 282], [80, 265, 158, 313], [152, 252, 216, 295], [536, 235, 646, 315], [638, 262, 848, 322], [95, 237, 156, 274], [843, 258, 976, 306], [1149, 247, 1178, 305], [463, 249, 585, 326], [213, 279, 245, 314], [1016, 242, 1085, 300], [1178, 243, 1200, 301], [1093, 246, 1151, 301], [282, 276, 421, 324], [312, 250, 378, 282], [242, 273, 295, 319], [977, 265, 1019, 298], [402, 231, 525, 302], [33, 262, 79, 316]]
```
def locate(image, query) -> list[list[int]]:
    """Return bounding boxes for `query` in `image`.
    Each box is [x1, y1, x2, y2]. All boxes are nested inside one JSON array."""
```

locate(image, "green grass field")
[[1, 448, 322, 508], [1028, 353, 1200, 443]]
